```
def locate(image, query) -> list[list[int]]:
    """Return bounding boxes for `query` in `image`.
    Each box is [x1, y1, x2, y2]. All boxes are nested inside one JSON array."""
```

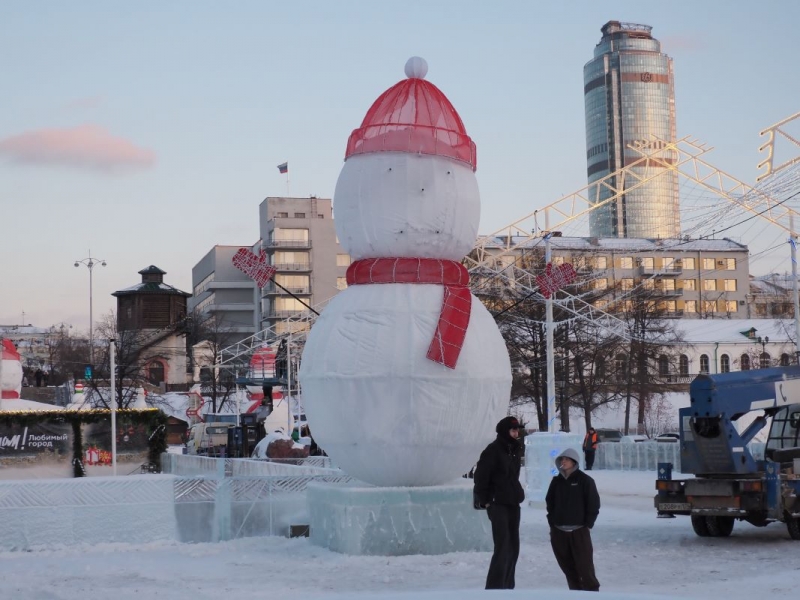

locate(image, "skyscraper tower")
[[584, 21, 679, 239]]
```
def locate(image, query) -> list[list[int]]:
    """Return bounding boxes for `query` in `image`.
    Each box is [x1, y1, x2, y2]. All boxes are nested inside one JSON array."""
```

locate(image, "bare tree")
[[185, 311, 239, 413], [87, 311, 188, 409]]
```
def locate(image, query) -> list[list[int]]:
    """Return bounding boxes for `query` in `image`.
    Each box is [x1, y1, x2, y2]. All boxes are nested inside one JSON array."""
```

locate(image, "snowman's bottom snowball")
[[299, 284, 511, 487]]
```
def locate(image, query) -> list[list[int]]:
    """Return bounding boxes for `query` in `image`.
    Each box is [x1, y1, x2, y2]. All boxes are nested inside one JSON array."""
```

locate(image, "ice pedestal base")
[[524, 432, 583, 503], [307, 480, 491, 555]]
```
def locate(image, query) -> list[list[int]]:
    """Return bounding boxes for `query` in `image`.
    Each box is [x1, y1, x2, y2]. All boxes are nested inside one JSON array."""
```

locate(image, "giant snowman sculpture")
[[300, 57, 512, 487]]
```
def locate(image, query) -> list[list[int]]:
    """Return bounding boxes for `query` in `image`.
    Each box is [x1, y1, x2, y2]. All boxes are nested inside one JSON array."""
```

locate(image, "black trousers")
[[549, 526, 600, 591], [485, 504, 521, 589], [584, 449, 596, 470]]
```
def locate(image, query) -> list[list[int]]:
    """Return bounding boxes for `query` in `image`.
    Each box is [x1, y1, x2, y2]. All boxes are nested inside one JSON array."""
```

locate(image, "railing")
[[265, 239, 312, 249], [272, 262, 312, 271], [264, 285, 311, 295], [639, 265, 683, 276], [267, 310, 311, 319]]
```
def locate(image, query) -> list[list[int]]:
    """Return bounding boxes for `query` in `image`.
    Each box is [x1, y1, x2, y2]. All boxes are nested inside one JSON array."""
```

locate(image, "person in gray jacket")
[[545, 447, 601, 592]]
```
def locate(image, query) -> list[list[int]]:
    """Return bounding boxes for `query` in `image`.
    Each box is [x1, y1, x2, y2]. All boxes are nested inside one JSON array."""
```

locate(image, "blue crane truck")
[[654, 366, 800, 539]]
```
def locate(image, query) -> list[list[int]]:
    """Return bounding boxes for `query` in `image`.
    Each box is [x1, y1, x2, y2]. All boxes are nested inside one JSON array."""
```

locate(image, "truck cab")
[[655, 366, 800, 539]]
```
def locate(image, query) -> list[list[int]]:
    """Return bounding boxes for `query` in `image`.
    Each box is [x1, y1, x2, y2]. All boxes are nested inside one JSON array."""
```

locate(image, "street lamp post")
[[758, 336, 770, 369], [74, 254, 107, 366]]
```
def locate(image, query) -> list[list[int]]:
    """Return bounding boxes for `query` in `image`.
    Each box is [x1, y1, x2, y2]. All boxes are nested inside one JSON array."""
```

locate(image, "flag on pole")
[[277, 162, 288, 174]]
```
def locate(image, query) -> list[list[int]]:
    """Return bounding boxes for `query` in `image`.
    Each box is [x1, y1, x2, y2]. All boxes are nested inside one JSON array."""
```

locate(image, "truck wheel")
[[787, 517, 800, 540], [705, 516, 734, 537], [691, 515, 710, 537]]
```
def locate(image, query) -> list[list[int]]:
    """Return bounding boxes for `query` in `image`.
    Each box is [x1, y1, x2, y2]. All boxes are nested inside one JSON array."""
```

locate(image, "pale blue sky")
[[2, 1, 799, 331]]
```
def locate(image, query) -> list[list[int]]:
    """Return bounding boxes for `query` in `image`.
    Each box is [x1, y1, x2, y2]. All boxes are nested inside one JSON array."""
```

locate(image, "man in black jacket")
[[546, 447, 601, 592], [473, 416, 524, 589]]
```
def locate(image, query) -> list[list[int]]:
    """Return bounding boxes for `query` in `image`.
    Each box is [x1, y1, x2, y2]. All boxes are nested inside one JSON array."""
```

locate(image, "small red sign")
[[536, 263, 578, 299], [232, 248, 277, 288]]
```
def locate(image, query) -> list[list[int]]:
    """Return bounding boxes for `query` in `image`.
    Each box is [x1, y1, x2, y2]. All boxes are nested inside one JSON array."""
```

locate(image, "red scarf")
[[346, 258, 472, 369]]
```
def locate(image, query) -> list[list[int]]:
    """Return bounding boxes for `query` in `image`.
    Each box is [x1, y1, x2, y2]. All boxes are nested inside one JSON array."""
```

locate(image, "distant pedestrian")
[[546, 448, 601, 592], [583, 427, 598, 470], [473, 416, 524, 590], [34, 368, 43, 387]]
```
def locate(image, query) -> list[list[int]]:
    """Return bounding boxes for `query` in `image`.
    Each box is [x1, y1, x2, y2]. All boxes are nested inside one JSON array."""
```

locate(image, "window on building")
[[703, 300, 717, 313], [724, 258, 736, 270], [193, 272, 215, 296], [336, 254, 351, 267], [275, 321, 310, 335], [336, 277, 348, 290], [594, 256, 608, 269], [724, 279, 737, 291], [700, 354, 710, 374], [317, 214, 324, 219], [642, 278, 654, 289], [275, 274, 310, 292], [683, 257, 696, 270], [147, 360, 165, 385], [725, 300, 738, 313], [272, 228, 308, 242], [615, 354, 628, 382], [595, 278, 608, 290], [685, 300, 697, 313], [662, 279, 675, 291], [703, 279, 717, 291], [621, 278, 634, 290], [552, 255, 565, 265], [741, 354, 750, 371], [658, 355, 669, 377], [682, 279, 696, 291], [781, 353, 791, 366], [721, 354, 730, 373], [665, 300, 677, 312], [620, 257, 633, 269], [276, 212, 288, 218], [275, 297, 306, 312], [595, 357, 606, 381], [702, 258, 715, 270], [679, 354, 689, 375], [294, 212, 306, 218], [663, 257, 675, 270], [272, 251, 310, 267], [760, 352, 770, 369], [640, 257, 654, 269]]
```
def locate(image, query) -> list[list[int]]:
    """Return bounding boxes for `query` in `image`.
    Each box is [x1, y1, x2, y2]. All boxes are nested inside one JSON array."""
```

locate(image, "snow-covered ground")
[[0, 469, 798, 599]]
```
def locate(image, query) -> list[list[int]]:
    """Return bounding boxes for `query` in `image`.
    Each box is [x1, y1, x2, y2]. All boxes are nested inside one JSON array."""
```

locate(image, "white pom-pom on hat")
[[404, 56, 428, 79]]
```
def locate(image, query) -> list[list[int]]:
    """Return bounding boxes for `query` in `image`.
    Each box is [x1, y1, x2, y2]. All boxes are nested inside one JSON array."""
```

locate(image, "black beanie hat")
[[496, 416, 521, 434]]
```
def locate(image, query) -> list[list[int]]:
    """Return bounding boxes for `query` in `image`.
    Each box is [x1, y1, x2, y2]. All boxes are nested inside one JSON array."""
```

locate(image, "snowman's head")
[[333, 57, 480, 261]]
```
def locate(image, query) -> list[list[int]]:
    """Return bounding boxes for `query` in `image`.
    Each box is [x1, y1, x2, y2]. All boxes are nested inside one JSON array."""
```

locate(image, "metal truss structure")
[[757, 111, 800, 182], [217, 134, 800, 375]]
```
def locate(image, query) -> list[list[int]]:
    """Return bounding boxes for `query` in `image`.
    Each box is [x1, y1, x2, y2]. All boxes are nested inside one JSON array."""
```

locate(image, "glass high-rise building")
[[584, 21, 679, 239]]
